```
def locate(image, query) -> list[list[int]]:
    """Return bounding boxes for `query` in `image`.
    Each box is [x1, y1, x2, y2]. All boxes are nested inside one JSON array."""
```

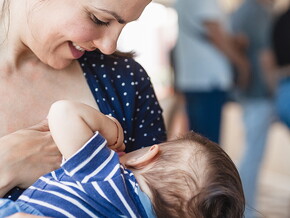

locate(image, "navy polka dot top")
[[4, 50, 167, 200], [80, 51, 167, 152]]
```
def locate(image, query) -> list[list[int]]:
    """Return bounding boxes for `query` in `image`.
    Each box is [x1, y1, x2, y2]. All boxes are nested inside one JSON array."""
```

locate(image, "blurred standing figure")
[[231, 0, 276, 217], [272, 7, 290, 129], [173, 0, 249, 144]]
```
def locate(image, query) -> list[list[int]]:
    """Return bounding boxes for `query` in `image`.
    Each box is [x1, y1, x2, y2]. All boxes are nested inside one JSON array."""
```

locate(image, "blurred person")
[[272, 7, 290, 129], [173, 0, 249, 144], [231, 0, 276, 217], [166, 92, 190, 139]]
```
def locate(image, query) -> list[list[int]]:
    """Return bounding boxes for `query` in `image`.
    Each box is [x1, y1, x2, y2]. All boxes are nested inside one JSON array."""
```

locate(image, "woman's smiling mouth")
[[72, 42, 85, 52], [69, 41, 85, 59]]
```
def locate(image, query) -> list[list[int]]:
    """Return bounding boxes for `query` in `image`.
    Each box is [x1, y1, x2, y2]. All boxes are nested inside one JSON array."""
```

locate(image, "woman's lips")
[[69, 41, 85, 59]]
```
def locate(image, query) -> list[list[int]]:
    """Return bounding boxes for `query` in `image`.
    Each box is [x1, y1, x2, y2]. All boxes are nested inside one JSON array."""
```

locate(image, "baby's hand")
[[105, 115, 126, 152]]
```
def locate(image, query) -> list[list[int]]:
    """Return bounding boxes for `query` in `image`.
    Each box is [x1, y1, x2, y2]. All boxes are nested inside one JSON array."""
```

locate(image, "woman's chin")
[[47, 59, 73, 70]]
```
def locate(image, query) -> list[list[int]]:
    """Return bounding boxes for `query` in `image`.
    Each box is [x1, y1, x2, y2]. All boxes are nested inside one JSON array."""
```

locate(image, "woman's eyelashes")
[[90, 14, 110, 27]]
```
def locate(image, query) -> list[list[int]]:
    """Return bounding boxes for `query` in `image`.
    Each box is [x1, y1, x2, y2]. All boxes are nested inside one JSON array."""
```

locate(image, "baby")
[[0, 100, 245, 218]]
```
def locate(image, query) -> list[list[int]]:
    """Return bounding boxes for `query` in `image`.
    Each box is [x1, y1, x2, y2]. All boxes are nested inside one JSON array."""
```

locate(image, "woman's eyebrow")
[[95, 8, 126, 24]]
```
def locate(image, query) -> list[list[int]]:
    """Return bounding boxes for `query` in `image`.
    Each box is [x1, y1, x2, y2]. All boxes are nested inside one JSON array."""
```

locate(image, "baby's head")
[[120, 131, 245, 218]]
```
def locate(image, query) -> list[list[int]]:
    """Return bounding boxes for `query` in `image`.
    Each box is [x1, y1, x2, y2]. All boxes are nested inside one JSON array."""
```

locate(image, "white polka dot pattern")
[[79, 51, 167, 153]]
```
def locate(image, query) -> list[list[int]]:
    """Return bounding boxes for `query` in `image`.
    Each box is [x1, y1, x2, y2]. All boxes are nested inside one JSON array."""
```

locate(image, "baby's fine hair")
[[141, 131, 245, 218]]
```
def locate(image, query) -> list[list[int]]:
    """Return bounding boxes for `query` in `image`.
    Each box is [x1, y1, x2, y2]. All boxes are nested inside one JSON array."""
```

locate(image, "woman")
[[0, 0, 166, 200]]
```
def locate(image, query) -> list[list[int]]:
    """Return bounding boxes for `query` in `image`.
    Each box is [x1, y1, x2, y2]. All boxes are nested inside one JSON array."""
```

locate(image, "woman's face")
[[24, 0, 151, 69]]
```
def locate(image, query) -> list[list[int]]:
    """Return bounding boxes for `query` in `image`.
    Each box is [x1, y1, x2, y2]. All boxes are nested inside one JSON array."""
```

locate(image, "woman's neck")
[[0, 0, 39, 72]]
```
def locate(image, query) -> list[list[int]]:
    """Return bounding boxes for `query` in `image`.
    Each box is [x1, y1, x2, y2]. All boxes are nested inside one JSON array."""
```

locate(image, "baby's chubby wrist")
[[104, 115, 119, 145], [103, 115, 125, 152]]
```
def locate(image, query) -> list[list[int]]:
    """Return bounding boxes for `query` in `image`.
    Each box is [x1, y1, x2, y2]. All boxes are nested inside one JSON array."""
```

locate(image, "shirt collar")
[[137, 186, 156, 218]]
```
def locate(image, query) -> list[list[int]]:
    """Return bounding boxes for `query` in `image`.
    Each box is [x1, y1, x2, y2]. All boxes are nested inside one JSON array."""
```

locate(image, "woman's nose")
[[92, 27, 123, 55], [93, 38, 117, 55]]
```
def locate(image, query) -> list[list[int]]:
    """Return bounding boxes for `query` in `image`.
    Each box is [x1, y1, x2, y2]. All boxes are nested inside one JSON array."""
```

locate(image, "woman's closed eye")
[[90, 14, 110, 27]]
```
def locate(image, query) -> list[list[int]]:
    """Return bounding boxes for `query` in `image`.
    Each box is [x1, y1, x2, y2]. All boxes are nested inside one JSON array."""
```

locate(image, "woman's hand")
[[0, 120, 62, 197]]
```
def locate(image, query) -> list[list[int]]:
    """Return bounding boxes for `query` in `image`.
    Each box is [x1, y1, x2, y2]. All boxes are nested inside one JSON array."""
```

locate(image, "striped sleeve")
[[61, 132, 121, 183], [61, 132, 143, 217]]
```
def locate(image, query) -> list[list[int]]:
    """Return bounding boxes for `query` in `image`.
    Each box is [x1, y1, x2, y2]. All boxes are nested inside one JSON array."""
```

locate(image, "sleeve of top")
[[61, 132, 121, 183], [79, 52, 167, 152], [190, 0, 222, 21], [231, 4, 251, 34], [175, 0, 224, 37], [60, 132, 143, 217], [128, 59, 167, 150]]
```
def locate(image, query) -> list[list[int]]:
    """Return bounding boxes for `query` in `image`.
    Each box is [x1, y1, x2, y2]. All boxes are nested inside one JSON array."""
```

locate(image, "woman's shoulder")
[[80, 50, 144, 72], [79, 50, 150, 88]]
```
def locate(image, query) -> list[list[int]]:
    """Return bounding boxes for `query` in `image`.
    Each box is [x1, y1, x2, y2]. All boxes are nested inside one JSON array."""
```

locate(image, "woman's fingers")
[[28, 119, 50, 132], [0, 122, 62, 189]]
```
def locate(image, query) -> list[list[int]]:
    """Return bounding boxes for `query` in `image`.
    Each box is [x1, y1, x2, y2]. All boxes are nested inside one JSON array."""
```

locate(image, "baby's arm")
[[47, 100, 125, 159]]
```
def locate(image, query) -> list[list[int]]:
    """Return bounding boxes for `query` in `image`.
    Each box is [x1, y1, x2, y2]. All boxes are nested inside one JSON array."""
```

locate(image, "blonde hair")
[[141, 131, 245, 218]]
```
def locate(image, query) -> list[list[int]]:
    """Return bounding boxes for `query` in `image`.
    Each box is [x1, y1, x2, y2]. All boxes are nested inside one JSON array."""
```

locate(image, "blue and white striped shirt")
[[16, 132, 149, 218]]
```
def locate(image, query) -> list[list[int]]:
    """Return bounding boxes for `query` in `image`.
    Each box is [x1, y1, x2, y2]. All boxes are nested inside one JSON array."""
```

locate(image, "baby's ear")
[[125, 145, 159, 169]]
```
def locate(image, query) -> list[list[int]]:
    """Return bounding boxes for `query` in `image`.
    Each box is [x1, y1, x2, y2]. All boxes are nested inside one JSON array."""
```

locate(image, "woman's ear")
[[125, 145, 159, 169]]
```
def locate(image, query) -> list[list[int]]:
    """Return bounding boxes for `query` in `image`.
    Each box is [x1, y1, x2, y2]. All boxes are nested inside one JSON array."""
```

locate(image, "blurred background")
[[117, 0, 290, 217]]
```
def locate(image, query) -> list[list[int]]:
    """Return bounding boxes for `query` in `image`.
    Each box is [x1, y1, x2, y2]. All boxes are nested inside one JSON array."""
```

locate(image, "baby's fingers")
[[116, 143, 126, 152], [109, 142, 126, 152]]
